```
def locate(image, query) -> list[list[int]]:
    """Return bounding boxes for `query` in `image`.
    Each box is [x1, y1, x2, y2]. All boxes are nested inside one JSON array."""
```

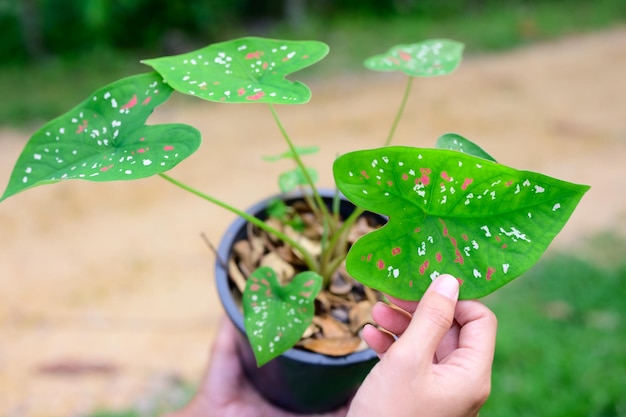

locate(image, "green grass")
[[1, 0, 625, 128], [482, 234, 626, 416]]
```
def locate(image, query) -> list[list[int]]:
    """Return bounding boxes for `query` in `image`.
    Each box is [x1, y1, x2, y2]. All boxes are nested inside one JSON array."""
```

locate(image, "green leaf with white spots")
[[436, 133, 497, 162], [142, 37, 329, 104], [364, 39, 464, 77], [243, 267, 322, 367], [1, 72, 201, 202], [333, 146, 589, 300], [278, 166, 318, 193]]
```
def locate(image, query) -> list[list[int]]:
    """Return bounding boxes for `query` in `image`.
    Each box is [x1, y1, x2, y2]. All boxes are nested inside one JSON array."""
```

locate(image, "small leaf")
[[365, 39, 464, 77], [1, 72, 201, 202], [243, 267, 322, 366], [333, 146, 590, 300], [143, 37, 329, 104], [278, 166, 318, 193], [263, 146, 320, 162], [436, 133, 497, 162]]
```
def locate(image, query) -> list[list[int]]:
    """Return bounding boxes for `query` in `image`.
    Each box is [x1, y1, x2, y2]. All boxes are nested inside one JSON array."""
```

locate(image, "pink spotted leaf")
[[1, 72, 201, 202], [365, 39, 464, 77], [142, 37, 329, 104], [243, 267, 322, 366], [333, 142, 589, 300]]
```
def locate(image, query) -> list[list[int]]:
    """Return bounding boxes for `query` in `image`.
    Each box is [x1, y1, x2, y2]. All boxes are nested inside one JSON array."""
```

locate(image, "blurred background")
[[0, 0, 625, 416]]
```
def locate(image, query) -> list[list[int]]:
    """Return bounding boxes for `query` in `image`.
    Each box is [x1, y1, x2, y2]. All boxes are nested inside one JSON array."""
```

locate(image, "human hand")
[[162, 318, 348, 417], [347, 274, 497, 417]]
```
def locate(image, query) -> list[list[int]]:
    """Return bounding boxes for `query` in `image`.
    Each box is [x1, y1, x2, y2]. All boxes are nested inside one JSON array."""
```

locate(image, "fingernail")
[[432, 274, 459, 300]]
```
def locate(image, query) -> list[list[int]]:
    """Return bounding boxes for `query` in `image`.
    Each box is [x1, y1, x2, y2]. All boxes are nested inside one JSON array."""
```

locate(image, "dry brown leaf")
[[260, 252, 294, 285], [329, 270, 353, 295], [313, 315, 351, 339], [347, 216, 377, 244], [349, 301, 374, 334], [228, 258, 247, 293], [284, 226, 322, 257], [300, 336, 362, 356]]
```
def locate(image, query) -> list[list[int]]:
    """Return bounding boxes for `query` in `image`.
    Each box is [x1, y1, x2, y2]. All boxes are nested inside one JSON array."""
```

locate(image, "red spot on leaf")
[[392, 247, 401, 256], [262, 62, 268, 69], [387, 180, 394, 186], [419, 260, 429, 275], [409, 280, 413, 287], [303, 54, 309, 59], [361, 170, 370, 179], [502, 244, 508, 249], [441, 171, 453, 182], [367, 253, 373, 262], [486, 267, 496, 281], [399, 51, 412, 61], [137, 148, 146, 154], [303, 279, 315, 287], [245, 51, 261, 59], [246, 91, 265, 101], [440, 219, 464, 265], [461, 178, 474, 190], [164, 145, 174, 151], [121, 94, 138, 110], [377, 259, 385, 270], [495, 236, 501, 242], [402, 173, 409, 181], [76, 120, 88, 134], [238, 88, 246, 96], [142, 96, 152, 105], [100, 164, 113, 172], [436, 252, 443, 262], [250, 283, 260, 292], [457, 277, 464, 286], [414, 227, 421, 233], [416, 168, 432, 186], [299, 291, 312, 298], [505, 180, 514, 187], [462, 234, 469, 241]]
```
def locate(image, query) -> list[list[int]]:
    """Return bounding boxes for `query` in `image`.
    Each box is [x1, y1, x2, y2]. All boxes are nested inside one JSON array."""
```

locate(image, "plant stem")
[[158, 172, 320, 271], [268, 104, 331, 220], [384, 76, 414, 147]]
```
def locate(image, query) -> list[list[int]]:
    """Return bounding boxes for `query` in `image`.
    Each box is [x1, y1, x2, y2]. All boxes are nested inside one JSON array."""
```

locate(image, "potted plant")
[[0, 37, 589, 413]]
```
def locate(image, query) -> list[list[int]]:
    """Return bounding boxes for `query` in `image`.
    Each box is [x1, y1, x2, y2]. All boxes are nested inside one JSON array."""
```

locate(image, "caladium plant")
[[0, 37, 588, 369]]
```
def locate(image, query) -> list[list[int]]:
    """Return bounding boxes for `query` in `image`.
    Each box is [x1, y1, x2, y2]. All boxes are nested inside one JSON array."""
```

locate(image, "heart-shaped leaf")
[[143, 37, 329, 104], [364, 39, 464, 77], [333, 146, 589, 300], [243, 267, 322, 366], [278, 166, 319, 193], [1, 72, 201, 202], [436, 133, 497, 162]]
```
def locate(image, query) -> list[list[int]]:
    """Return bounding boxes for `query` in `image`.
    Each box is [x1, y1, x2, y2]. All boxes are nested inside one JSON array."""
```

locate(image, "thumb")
[[400, 274, 460, 364]]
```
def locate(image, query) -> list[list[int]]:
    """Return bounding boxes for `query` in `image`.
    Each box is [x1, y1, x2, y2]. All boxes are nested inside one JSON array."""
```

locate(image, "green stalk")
[[384, 76, 414, 147], [268, 104, 331, 221], [158, 173, 319, 272]]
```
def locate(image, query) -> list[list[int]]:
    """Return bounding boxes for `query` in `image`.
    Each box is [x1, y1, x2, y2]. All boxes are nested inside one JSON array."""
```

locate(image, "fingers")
[[397, 274, 460, 364], [362, 324, 395, 357], [371, 302, 412, 335], [455, 300, 498, 361]]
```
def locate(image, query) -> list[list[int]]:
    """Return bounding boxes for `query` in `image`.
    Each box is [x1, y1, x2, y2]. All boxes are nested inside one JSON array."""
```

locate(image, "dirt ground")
[[1, 27, 625, 417]]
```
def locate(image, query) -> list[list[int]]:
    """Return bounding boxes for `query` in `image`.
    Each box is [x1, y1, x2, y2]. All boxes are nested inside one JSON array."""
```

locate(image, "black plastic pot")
[[215, 191, 382, 414]]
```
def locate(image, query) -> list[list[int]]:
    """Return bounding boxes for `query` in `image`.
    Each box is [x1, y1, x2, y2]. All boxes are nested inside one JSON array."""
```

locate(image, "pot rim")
[[215, 189, 380, 366]]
